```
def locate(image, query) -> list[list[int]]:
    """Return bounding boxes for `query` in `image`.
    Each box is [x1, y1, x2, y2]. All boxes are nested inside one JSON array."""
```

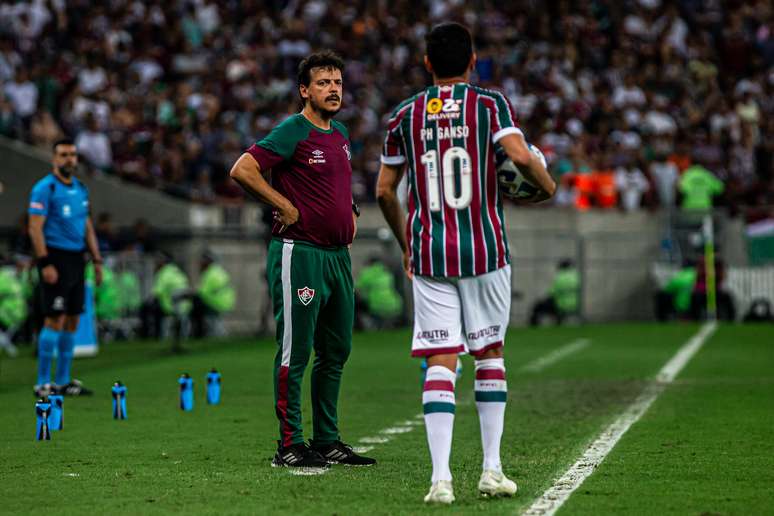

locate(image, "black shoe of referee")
[[271, 442, 330, 470], [55, 379, 93, 396], [311, 440, 376, 466]]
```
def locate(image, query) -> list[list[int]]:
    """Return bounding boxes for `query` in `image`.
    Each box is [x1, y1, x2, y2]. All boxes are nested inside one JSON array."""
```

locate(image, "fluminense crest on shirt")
[[297, 286, 315, 306]]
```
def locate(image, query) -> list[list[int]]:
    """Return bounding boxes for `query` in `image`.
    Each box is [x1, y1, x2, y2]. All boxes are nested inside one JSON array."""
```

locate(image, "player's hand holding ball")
[[496, 143, 549, 202]]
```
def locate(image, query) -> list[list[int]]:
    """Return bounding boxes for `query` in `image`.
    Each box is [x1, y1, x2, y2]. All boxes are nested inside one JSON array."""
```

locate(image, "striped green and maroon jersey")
[[381, 83, 523, 278], [247, 114, 354, 247]]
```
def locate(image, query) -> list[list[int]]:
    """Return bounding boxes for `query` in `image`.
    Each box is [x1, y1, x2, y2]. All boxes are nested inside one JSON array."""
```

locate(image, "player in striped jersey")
[[376, 22, 555, 504]]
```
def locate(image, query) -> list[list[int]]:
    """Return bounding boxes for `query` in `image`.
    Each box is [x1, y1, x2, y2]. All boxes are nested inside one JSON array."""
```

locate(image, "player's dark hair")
[[52, 138, 75, 151], [297, 50, 345, 87], [425, 22, 473, 78]]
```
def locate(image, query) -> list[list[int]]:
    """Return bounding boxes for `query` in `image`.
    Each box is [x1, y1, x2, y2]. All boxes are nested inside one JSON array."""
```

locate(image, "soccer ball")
[[495, 143, 547, 200]]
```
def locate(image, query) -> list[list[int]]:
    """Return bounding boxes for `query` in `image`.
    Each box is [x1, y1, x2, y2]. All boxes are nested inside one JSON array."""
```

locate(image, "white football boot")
[[424, 480, 455, 504], [478, 470, 518, 497]]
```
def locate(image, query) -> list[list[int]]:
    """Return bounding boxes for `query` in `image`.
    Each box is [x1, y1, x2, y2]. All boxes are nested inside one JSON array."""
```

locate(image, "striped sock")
[[423, 365, 456, 483], [475, 358, 507, 473]]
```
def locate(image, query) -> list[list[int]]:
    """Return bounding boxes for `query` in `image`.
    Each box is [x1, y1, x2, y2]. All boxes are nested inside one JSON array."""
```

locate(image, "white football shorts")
[[411, 265, 511, 357]]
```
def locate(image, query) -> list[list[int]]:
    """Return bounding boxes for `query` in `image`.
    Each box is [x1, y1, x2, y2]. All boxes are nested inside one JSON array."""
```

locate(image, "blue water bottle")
[[35, 398, 51, 441], [206, 369, 221, 405], [112, 381, 127, 420], [179, 373, 194, 411], [49, 394, 64, 431]]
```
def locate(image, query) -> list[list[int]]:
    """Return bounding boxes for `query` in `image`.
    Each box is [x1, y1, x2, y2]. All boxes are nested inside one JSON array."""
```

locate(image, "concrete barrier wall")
[[0, 136, 191, 228]]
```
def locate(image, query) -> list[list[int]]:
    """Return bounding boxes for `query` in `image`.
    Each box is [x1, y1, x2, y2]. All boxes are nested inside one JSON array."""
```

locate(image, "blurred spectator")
[[191, 250, 235, 338], [355, 256, 403, 330], [0, 1, 769, 211], [530, 259, 580, 326], [140, 252, 190, 339], [615, 164, 649, 212], [119, 218, 156, 254], [0, 254, 26, 356], [655, 261, 697, 321], [3, 66, 37, 126], [678, 163, 725, 212], [95, 212, 118, 254], [75, 113, 112, 172], [649, 153, 679, 208]]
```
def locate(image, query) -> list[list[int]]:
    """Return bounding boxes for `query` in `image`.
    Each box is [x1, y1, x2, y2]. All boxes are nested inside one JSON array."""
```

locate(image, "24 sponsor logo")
[[426, 97, 462, 121]]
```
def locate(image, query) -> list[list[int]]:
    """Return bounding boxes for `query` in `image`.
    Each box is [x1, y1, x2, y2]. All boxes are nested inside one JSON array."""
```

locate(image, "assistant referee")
[[28, 138, 103, 397]]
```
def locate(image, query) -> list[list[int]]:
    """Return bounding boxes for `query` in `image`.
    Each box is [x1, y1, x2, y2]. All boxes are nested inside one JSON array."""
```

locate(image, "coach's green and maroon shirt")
[[247, 114, 354, 247], [381, 83, 523, 278]]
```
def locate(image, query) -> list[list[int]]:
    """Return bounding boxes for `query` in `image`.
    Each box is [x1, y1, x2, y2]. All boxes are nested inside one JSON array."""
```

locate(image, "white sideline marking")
[[520, 339, 590, 374], [522, 322, 717, 516], [381, 426, 413, 435], [287, 468, 328, 476], [352, 446, 374, 454], [359, 436, 390, 444]]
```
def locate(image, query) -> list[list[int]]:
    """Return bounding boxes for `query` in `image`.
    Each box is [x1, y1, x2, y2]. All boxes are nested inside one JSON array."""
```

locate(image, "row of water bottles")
[[179, 369, 222, 411], [35, 368, 222, 440]]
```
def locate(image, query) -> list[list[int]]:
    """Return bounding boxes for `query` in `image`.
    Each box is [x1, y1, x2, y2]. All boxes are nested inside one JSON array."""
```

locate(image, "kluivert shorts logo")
[[297, 287, 315, 306]]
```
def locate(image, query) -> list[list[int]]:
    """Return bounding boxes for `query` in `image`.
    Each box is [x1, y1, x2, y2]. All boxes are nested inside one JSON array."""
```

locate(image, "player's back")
[[382, 83, 522, 278]]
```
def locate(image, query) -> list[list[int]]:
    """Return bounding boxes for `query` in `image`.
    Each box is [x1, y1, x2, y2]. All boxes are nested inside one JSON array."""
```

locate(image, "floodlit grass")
[[0, 323, 771, 515]]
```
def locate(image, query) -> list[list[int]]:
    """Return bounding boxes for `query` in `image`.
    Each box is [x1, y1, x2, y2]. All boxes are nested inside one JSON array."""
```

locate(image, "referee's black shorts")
[[39, 247, 86, 317]]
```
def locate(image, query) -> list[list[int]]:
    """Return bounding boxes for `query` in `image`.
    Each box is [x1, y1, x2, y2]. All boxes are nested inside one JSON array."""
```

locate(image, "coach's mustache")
[[326, 95, 340, 102]]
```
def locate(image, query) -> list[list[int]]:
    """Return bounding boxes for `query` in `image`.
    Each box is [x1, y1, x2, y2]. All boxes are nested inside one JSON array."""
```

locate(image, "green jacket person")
[[229, 51, 374, 469]]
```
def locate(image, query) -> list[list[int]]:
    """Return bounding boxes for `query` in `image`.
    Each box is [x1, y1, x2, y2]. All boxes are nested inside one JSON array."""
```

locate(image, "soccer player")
[[376, 23, 556, 503], [229, 51, 374, 469], [29, 138, 103, 397]]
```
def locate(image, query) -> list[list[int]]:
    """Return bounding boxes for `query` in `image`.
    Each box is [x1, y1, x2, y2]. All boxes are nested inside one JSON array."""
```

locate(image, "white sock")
[[423, 364, 456, 483], [475, 358, 507, 473]]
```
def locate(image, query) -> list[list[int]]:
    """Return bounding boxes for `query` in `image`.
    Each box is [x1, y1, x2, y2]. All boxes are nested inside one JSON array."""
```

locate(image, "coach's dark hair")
[[425, 22, 473, 78], [297, 50, 345, 87], [52, 138, 75, 151]]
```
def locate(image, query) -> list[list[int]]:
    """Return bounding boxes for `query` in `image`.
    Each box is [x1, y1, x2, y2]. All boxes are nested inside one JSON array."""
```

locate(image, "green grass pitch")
[[1, 324, 772, 515]]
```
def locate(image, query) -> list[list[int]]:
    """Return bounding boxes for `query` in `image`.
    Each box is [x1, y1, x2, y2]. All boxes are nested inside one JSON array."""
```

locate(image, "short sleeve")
[[245, 115, 305, 172], [28, 182, 50, 216], [380, 105, 408, 166], [489, 91, 524, 143]]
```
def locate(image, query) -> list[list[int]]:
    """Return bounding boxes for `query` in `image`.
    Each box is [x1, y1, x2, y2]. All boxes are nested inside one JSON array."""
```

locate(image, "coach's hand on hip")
[[42, 264, 58, 285], [275, 202, 299, 233]]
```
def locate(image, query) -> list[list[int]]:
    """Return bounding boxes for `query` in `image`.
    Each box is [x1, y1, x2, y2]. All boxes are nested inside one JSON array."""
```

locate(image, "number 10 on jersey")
[[421, 146, 473, 212]]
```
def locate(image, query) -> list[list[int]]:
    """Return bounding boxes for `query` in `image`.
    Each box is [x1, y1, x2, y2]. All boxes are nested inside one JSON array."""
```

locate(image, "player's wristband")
[[352, 202, 361, 218], [37, 255, 52, 268]]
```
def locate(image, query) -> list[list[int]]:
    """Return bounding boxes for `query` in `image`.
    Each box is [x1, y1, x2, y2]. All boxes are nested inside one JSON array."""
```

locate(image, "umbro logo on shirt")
[[309, 149, 326, 165], [297, 287, 315, 306]]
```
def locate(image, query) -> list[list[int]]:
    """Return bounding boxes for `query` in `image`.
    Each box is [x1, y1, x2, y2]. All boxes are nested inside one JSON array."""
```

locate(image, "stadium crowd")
[[0, 0, 772, 213]]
